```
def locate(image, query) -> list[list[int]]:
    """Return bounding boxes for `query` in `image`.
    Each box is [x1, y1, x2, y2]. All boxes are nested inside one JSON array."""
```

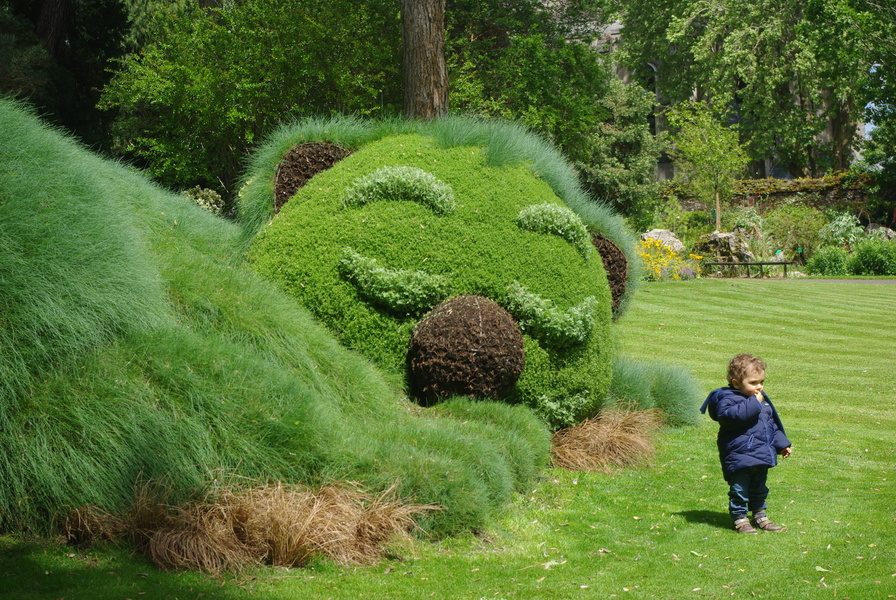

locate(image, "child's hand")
[[781, 446, 793, 458]]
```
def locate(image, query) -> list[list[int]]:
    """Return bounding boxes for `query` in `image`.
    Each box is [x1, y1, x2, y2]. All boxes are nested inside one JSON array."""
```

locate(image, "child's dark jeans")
[[724, 465, 769, 518]]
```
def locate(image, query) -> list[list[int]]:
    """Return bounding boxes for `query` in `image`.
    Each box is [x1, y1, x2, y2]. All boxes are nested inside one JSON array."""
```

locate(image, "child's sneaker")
[[753, 513, 785, 532], [734, 516, 758, 534]]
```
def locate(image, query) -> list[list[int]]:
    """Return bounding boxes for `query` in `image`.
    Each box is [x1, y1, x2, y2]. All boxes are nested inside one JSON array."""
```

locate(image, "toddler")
[[700, 354, 793, 534]]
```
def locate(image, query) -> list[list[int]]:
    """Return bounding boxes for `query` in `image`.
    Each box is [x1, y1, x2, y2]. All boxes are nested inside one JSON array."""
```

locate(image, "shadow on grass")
[[674, 509, 732, 529], [0, 535, 249, 600]]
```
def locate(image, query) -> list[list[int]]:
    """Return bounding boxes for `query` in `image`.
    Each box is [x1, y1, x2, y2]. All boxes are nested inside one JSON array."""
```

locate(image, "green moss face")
[[248, 134, 613, 428]]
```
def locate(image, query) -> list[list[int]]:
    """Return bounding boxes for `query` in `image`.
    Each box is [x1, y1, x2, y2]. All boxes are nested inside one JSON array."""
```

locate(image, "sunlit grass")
[[3, 278, 893, 599]]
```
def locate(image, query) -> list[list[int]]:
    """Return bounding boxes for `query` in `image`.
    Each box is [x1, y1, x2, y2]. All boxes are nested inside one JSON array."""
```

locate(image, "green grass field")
[[2, 278, 893, 599]]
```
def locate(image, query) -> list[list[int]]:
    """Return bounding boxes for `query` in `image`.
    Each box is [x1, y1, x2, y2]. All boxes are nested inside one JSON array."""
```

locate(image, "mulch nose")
[[407, 294, 525, 405]]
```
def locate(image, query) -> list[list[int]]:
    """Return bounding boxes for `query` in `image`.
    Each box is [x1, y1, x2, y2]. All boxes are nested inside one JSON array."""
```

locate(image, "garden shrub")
[[182, 186, 225, 215], [818, 211, 865, 249], [762, 201, 826, 262], [848, 238, 896, 275], [608, 356, 701, 426], [636, 238, 701, 281], [806, 246, 851, 275], [246, 127, 618, 429]]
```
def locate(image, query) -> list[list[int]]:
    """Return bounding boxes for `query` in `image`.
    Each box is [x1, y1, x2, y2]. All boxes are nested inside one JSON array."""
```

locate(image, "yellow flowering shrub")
[[637, 238, 703, 281]]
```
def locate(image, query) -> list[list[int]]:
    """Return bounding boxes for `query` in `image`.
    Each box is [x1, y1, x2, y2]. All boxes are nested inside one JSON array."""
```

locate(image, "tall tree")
[[401, 0, 448, 119], [666, 101, 748, 231]]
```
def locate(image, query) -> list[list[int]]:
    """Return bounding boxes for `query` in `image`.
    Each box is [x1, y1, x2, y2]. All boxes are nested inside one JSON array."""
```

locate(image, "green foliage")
[[762, 201, 827, 262], [575, 75, 667, 232], [344, 166, 455, 215], [851, 1, 896, 218], [848, 238, 896, 276], [618, 0, 867, 177], [337, 249, 450, 316], [818, 211, 865, 249], [182, 186, 224, 215], [608, 356, 701, 426], [515, 203, 592, 258], [428, 396, 552, 490], [245, 123, 617, 428], [665, 101, 749, 229], [0, 100, 168, 415], [445, 3, 661, 230], [503, 282, 598, 348], [447, 30, 611, 166], [0, 98, 549, 537], [100, 0, 400, 198], [806, 246, 851, 276]]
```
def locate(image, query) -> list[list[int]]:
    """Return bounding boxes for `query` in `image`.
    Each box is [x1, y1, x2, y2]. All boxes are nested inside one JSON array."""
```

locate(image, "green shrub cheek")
[[514, 319, 612, 430]]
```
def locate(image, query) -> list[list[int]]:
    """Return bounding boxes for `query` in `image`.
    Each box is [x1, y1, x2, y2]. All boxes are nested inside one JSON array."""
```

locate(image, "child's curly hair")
[[727, 353, 766, 385]]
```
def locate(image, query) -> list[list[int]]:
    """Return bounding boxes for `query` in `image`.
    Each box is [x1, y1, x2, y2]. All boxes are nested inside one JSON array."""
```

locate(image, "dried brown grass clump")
[[63, 505, 122, 547], [64, 481, 437, 574], [551, 407, 665, 472]]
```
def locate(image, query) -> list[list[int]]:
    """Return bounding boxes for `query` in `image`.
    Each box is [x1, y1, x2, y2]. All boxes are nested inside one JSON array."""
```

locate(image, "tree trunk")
[[715, 189, 721, 231], [36, 0, 73, 63], [401, 0, 448, 120]]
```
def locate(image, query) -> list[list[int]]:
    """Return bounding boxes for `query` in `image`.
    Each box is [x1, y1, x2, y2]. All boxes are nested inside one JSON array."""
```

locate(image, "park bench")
[[703, 261, 794, 279]]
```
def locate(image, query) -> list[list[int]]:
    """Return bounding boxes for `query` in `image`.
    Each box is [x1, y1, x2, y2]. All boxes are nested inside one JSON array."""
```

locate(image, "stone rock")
[[640, 229, 686, 253], [693, 231, 756, 263], [867, 223, 896, 240]]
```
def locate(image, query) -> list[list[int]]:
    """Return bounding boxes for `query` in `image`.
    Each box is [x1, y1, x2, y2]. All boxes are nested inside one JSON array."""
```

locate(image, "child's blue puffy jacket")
[[700, 387, 791, 474]]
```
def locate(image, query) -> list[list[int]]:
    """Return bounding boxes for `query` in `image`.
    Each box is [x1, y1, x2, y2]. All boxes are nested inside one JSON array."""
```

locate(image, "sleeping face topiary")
[[248, 134, 614, 428]]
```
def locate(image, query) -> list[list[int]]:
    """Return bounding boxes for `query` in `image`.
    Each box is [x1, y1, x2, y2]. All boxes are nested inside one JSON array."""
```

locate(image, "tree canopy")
[[617, 0, 867, 178]]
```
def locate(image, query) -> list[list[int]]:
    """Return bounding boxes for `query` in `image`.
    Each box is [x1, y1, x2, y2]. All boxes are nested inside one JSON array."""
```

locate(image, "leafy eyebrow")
[[337, 248, 450, 316], [343, 166, 455, 214], [516, 203, 592, 259]]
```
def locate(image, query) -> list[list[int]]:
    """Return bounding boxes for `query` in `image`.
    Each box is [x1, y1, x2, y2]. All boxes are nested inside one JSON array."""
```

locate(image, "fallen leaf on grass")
[[815, 566, 832, 572]]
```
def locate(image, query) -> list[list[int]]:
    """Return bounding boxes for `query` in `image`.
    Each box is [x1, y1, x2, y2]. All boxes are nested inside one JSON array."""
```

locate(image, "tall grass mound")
[[243, 116, 639, 428], [607, 356, 702, 426], [0, 98, 550, 539]]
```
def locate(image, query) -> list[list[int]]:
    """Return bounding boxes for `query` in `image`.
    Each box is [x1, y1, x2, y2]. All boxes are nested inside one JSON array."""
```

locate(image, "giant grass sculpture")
[[0, 99, 550, 538]]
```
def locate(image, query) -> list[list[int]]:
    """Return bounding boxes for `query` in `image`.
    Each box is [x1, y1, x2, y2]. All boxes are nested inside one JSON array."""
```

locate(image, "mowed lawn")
[[2, 279, 894, 599]]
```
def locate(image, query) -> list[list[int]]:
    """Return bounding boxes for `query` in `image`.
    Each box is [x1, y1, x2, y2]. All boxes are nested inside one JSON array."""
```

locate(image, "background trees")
[[3, 0, 892, 227], [99, 0, 400, 196], [617, 0, 867, 178]]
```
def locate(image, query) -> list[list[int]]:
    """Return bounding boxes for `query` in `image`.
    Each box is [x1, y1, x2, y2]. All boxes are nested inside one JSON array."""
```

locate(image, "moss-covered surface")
[[247, 134, 615, 427]]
